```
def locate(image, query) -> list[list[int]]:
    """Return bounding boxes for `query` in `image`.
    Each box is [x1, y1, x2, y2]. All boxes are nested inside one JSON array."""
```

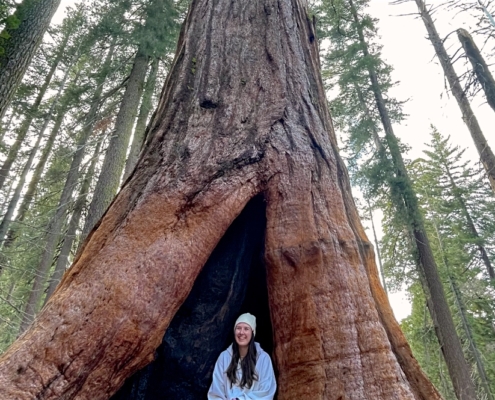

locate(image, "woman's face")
[[234, 322, 253, 348]]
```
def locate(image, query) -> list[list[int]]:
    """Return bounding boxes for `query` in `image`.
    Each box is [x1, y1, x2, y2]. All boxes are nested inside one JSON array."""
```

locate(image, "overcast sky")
[[51, 1, 495, 321], [363, 1, 494, 320], [368, 1, 494, 161]]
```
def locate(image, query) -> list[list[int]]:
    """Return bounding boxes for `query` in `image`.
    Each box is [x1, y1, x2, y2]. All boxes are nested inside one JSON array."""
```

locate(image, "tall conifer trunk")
[[0, 39, 64, 191], [44, 139, 103, 301], [123, 57, 159, 181], [81, 49, 148, 238], [0, 0, 61, 119], [444, 164, 495, 280], [18, 42, 116, 334], [415, 0, 495, 194], [0, 1, 440, 399], [457, 28, 495, 113], [349, 0, 476, 398], [4, 68, 83, 248], [0, 60, 71, 244]]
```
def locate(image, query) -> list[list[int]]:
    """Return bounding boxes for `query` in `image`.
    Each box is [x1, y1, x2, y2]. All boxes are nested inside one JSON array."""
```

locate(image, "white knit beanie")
[[235, 313, 256, 336]]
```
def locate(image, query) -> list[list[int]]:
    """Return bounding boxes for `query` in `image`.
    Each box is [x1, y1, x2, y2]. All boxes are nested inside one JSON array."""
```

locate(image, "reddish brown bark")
[[0, 0, 440, 399]]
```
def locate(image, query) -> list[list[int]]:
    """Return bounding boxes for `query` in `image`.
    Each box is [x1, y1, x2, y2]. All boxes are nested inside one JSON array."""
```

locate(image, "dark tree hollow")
[[0, 1, 442, 398], [111, 195, 272, 400]]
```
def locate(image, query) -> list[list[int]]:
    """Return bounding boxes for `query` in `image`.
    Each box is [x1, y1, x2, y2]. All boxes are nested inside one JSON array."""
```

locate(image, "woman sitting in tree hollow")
[[208, 313, 277, 400]]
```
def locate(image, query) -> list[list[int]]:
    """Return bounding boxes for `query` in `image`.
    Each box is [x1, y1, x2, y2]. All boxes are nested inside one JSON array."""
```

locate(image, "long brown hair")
[[226, 336, 258, 389]]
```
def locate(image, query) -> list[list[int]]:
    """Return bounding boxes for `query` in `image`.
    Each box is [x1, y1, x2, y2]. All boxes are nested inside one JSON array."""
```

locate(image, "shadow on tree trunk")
[[111, 195, 272, 400]]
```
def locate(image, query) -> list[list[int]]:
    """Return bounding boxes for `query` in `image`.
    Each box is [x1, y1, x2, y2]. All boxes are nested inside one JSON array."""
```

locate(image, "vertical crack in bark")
[[0, 0, 440, 398]]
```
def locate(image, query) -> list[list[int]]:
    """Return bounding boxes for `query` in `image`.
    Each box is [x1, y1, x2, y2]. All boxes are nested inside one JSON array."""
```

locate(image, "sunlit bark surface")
[[0, 0, 441, 399]]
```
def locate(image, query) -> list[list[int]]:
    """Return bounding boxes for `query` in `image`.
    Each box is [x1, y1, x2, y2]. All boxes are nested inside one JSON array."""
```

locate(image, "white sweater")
[[207, 342, 277, 400]]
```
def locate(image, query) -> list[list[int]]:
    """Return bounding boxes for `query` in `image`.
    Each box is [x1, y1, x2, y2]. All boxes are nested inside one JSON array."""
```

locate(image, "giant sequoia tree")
[[0, 0, 441, 399]]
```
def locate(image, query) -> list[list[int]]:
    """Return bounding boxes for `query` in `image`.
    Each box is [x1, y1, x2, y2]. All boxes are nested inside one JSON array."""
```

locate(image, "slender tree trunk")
[[123, 57, 159, 181], [367, 202, 387, 295], [353, 83, 386, 155], [457, 28, 495, 113], [18, 42, 116, 334], [432, 220, 494, 400], [81, 49, 148, 239], [0, 133, 43, 244], [449, 277, 493, 400], [458, 212, 495, 281], [4, 108, 64, 247], [0, 62, 70, 244], [45, 139, 103, 302], [0, 107, 17, 145], [0, 1, 440, 399], [445, 167, 495, 280], [415, 0, 495, 194], [4, 68, 83, 247], [0, 0, 61, 119], [349, 0, 476, 398], [478, 0, 495, 27], [0, 38, 65, 191], [355, 85, 388, 296]]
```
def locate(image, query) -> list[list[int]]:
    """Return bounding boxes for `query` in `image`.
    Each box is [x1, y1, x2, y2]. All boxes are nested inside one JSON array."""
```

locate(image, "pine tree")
[[81, 0, 180, 239], [0, 33, 66, 191], [123, 56, 159, 180], [386, 129, 495, 399], [318, 1, 476, 397], [18, 40, 117, 333], [423, 128, 495, 281]]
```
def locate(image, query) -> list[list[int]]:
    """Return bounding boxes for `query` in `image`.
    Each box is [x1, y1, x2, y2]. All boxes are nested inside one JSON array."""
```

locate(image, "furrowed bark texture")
[[0, 1, 438, 399], [0, 0, 61, 119], [112, 196, 269, 399]]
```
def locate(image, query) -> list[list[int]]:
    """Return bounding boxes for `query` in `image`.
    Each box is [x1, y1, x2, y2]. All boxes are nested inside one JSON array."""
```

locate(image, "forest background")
[[0, 0, 494, 399]]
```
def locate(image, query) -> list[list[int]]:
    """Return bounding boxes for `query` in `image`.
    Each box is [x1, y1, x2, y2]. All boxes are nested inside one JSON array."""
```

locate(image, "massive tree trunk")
[[0, 0, 61, 120], [0, 1, 440, 399], [415, 0, 495, 194]]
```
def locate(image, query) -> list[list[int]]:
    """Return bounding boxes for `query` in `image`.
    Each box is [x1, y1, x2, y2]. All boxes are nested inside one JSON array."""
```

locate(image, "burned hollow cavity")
[[112, 195, 273, 400]]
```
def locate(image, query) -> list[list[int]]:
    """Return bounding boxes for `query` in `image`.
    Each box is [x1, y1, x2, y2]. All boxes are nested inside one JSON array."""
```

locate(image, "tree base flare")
[[0, 0, 442, 399]]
